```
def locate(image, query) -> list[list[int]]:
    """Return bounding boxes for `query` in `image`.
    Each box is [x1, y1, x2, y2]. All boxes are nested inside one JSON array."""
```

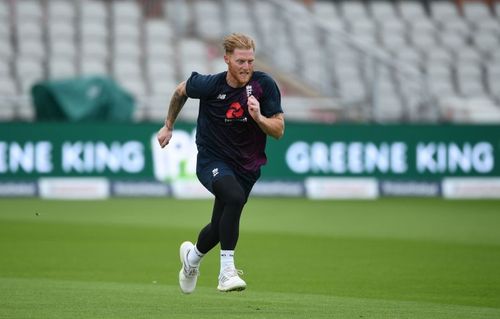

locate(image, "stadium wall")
[[1, 122, 499, 199]]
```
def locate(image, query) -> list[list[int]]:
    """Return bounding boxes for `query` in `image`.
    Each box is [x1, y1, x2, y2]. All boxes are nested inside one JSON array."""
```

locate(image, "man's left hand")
[[247, 95, 261, 122]]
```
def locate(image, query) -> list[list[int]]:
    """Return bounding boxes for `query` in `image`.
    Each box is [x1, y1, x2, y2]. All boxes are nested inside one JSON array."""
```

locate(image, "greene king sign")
[[0, 140, 145, 175], [0, 123, 499, 180], [262, 124, 500, 179], [285, 141, 494, 175]]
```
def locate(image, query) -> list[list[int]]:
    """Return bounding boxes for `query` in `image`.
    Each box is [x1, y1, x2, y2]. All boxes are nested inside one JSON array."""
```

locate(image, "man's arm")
[[157, 81, 188, 148], [247, 95, 285, 140]]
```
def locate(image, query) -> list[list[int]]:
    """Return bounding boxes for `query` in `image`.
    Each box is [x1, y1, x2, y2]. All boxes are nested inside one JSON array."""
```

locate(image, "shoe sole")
[[217, 284, 246, 292], [179, 241, 195, 294], [218, 286, 246, 292]]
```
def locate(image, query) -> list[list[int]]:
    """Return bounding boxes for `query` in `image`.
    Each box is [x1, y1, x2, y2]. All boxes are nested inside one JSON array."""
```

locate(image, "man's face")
[[225, 48, 255, 87]]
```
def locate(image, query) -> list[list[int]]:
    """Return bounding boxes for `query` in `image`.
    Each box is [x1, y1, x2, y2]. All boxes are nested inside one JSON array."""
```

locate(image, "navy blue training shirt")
[[186, 71, 283, 173]]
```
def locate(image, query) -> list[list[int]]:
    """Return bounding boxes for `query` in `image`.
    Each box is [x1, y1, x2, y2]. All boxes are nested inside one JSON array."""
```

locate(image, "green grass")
[[1, 198, 500, 318]]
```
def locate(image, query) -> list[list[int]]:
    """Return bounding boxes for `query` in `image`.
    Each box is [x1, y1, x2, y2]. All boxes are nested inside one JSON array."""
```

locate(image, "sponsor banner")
[[151, 128, 197, 182], [0, 122, 156, 179], [379, 180, 441, 197], [442, 178, 500, 199], [1, 123, 500, 184], [264, 124, 500, 179], [111, 180, 170, 197], [171, 180, 213, 199], [3, 122, 499, 200], [0, 181, 37, 197], [251, 180, 305, 197], [38, 177, 109, 200], [305, 177, 378, 199]]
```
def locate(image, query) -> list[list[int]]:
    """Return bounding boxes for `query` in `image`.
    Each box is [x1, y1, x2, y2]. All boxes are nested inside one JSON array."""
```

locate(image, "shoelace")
[[219, 268, 244, 282], [234, 269, 244, 276], [184, 265, 199, 277], [183, 252, 199, 277]]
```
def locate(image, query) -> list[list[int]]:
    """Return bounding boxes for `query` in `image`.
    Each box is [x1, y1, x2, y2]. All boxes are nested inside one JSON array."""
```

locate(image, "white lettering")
[[121, 141, 144, 173], [0, 142, 7, 173], [62, 141, 144, 174], [347, 142, 363, 173], [84, 142, 94, 172], [473, 142, 494, 173], [311, 142, 329, 173], [286, 141, 310, 174], [365, 143, 389, 173], [63, 142, 84, 173], [417, 143, 436, 173], [391, 142, 407, 173], [0, 141, 53, 174], [418, 142, 494, 174], [9, 142, 34, 173], [35, 142, 52, 173], [330, 142, 345, 173], [448, 143, 471, 173], [95, 142, 121, 172], [287, 141, 409, 175], [437, 143, 447, 173]]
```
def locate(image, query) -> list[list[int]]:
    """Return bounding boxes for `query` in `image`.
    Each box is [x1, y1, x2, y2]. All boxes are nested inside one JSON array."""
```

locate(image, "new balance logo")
[[212, 168, 219, 177], [217, 94, 226, 100]]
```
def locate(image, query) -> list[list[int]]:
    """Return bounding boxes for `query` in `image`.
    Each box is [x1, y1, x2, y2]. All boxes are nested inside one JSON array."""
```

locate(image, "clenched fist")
[[247, 95, 261, 122], [157, 125, 173, 148]]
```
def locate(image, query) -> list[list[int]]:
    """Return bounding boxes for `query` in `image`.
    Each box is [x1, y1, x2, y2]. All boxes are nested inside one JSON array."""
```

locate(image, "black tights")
[[195, 175, 247, 253]]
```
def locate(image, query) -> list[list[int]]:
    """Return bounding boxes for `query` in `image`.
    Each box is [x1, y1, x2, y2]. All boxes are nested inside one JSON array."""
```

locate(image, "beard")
[[238, 71, 251, 83], [228, 66, 253, 87]]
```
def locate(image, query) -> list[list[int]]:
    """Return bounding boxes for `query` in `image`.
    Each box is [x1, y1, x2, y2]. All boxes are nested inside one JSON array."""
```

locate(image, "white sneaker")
[[217, 267, 246, 292], [178, 241, 199, 294]]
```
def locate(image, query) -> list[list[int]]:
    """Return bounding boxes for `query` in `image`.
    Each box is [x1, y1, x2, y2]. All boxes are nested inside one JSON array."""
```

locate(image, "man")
[[157, 33, 284, 293]]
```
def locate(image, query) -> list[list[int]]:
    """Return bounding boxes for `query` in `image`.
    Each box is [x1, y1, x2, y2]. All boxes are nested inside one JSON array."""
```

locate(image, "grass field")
[[1, 197, 500, 318]]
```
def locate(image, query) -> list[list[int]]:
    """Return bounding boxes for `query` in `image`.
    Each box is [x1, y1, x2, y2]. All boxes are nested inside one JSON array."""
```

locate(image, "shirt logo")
[[217, 94, 226, 100], [212, 168, 219, 177], [225, 102, 247, 123]]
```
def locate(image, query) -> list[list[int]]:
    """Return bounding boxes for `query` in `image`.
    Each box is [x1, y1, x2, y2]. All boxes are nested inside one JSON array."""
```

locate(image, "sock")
[[220, 250, 235, 273], [187, 244, 204, 266]]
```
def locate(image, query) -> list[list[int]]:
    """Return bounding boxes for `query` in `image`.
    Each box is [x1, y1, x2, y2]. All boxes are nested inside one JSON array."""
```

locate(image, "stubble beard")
[[238, 70, 252, 86]]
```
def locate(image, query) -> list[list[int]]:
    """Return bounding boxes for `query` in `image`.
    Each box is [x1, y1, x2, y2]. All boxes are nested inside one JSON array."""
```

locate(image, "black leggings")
[[196, 175, 248, 253]]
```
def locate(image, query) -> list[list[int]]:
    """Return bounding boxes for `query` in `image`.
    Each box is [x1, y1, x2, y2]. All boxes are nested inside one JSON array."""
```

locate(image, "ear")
[[224, 55, 229, 64]]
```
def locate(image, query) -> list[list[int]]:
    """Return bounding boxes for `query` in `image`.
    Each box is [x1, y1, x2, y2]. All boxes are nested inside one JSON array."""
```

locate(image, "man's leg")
[[195, 197, 224, 253], [212, 175, 246, 250], [181, 157, 254, 293], [211, 175, 248, 292], [179, 175, 246, 293], [179, 198, 224, 294]]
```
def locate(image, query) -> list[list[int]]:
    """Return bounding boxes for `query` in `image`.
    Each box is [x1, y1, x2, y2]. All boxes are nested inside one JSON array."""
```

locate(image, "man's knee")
[[213, 175, 246, 207], [225, 187, 246, 207]]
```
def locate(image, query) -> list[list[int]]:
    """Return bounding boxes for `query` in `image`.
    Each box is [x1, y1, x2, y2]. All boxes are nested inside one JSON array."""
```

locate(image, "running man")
[[157, 33, 284, 293]]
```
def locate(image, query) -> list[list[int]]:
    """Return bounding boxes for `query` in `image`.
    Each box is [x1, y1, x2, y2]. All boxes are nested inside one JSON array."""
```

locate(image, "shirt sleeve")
[[259, 74, 283, 117], [185, 72, 219, 99]]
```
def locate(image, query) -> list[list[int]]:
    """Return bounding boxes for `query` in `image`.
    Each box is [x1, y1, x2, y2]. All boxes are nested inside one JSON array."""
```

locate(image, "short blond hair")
[[223, 33, 255, 54]]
